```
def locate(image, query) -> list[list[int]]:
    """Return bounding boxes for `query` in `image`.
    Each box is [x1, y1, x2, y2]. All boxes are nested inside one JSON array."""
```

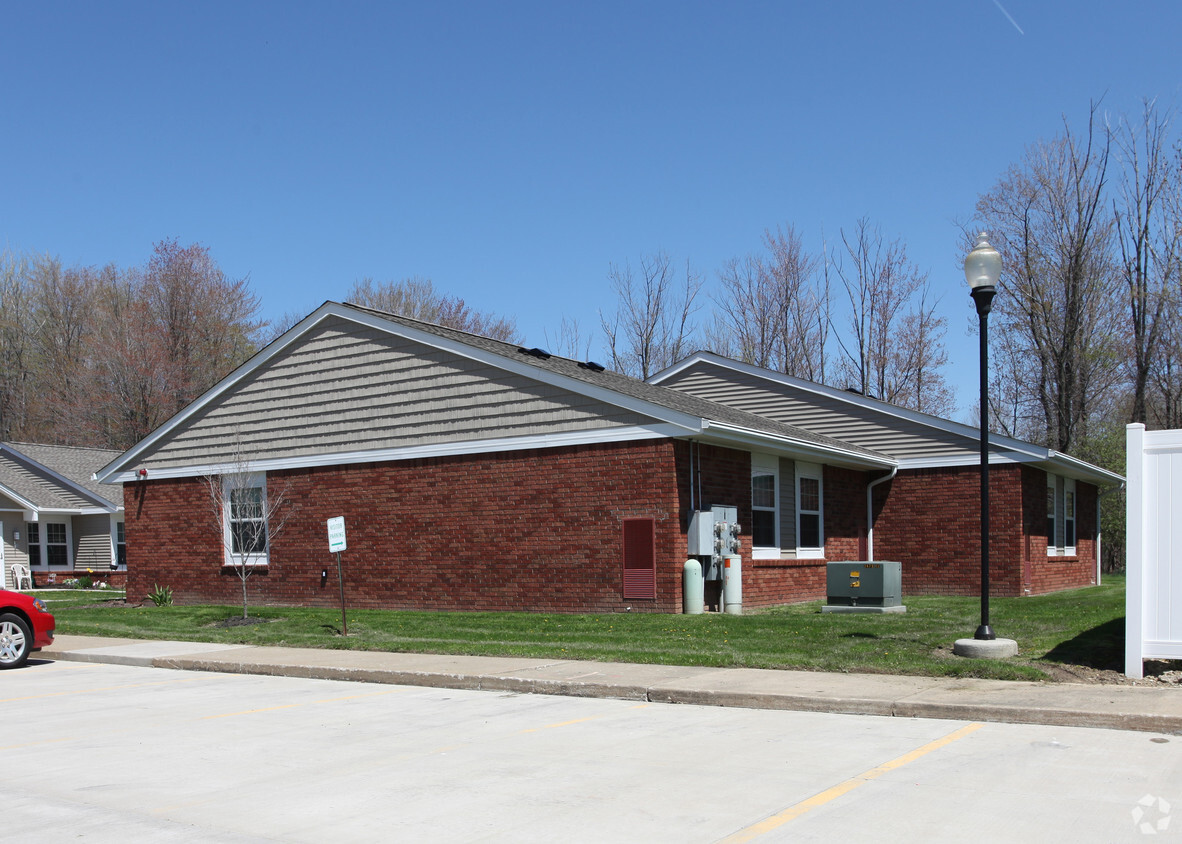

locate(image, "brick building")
[[96, 303, 1121, 612]]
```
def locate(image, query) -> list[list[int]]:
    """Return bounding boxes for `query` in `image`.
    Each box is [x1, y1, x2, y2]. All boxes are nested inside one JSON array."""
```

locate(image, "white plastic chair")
[[9, 564, 32, 590]]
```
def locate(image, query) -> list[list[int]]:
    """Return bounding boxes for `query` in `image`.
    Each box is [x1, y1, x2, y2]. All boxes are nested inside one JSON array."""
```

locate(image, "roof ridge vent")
[[578, 361, 606, 372], [517, 347, 552, 360]]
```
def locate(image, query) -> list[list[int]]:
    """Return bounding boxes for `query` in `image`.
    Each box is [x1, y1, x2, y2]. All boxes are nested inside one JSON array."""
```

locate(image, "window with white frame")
[[27, 522, 40, 567], [796, 462, 824, 557], [1063, 479, 1076, 553], [115, 521, 127, 568], [1046, 474, 1077, 556], [751, 453, 778, 557], [224, 474, 269, 565], [27, 521, 70, 568], [1046, 478, 1056, 551]]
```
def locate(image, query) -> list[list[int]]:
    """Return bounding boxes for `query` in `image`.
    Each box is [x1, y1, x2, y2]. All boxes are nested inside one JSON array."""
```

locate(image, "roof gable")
[[649, 353, 1123, 485], [98, 303, 894, 482], [0, 442, 123, 512]]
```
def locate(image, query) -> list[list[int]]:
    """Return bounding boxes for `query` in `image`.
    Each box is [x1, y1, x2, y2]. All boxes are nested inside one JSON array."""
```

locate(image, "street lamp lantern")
[[954, 232, 1018, 659], [964, 233, 1002, 292]]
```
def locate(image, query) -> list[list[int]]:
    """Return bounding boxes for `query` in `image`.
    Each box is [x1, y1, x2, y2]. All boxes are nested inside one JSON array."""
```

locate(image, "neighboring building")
[[647, 352, 1123, 597], [1, 442, 126, 589], [94, 302, 1121, 612]]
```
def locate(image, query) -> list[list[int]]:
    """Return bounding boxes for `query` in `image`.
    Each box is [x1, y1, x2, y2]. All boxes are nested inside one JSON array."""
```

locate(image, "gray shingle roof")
[[340, 303, 894, 465], [0, 442, 124, 510]]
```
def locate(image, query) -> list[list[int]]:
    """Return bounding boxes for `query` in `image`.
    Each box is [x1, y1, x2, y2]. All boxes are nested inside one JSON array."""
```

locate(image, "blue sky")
[[4, 1, 1179, 419]]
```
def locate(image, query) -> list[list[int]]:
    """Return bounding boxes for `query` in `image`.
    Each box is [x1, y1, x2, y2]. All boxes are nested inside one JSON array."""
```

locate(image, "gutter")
[[865, 466, 898, 561]]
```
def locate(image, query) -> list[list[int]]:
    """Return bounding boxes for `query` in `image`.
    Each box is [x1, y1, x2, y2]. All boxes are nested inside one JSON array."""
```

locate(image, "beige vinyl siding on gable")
[[73, 513, 113, 571], [661, 364, 976, 461], [138, 317, 658, 469]]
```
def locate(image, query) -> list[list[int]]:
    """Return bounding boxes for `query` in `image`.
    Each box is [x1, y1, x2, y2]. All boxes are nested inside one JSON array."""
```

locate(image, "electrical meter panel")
[[688, 506, 741, 580]]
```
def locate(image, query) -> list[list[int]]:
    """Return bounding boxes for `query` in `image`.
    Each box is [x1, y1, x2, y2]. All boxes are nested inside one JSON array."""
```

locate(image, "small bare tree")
[[600, 252, 703, 379], [204, 441, 295, 618]]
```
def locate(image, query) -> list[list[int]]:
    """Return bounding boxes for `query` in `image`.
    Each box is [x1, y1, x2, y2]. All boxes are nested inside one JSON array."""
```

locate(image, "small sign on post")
[[327, 516, 347, 553], [326, 517, 348, 636]]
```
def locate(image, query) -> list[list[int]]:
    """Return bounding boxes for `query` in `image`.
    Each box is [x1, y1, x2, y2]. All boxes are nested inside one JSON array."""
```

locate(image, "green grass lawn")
[[37, 575, 1128, 682]]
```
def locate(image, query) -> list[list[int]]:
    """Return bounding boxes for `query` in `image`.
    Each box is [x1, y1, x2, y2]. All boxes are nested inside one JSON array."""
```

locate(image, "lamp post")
[[954, 234, 1017, 659], [965, 233, 1001, 640]]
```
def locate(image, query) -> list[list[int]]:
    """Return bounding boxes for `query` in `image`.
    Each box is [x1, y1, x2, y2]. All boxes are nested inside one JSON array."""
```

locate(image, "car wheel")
[[0, 613, 33, 669]]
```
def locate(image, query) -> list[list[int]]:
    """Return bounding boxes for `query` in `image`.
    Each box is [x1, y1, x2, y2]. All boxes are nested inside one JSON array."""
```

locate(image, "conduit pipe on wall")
[[865, 466, 898, 562]]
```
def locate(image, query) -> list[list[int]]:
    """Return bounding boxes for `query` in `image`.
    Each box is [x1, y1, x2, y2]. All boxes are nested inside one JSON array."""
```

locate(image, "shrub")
[[149, 584, 173, 607]]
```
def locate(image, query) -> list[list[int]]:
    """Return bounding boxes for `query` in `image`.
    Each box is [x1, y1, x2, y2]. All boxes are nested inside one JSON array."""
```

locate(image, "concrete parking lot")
[[4, 659, 1179, 842]]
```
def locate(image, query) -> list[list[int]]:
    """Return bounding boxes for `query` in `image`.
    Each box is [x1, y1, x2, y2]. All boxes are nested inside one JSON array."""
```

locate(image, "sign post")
[[327, 517, 348, 636]]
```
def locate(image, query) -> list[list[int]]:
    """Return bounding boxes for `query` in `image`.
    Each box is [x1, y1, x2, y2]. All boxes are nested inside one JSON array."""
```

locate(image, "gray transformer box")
[[822, 561, 906, 614]]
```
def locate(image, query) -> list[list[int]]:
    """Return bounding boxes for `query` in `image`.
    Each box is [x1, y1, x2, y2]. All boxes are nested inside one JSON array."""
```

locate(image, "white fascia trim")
[[101, 423, 689, 482], [656, 352, 1048, 460], [895, 451, 1038, 470], [699, 421, 895, 469], [1046, 450, 1125, 485], [98, 303, 706, 482]]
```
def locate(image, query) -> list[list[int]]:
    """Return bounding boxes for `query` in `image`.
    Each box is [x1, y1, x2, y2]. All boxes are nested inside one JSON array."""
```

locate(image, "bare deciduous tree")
[[830, 218, 949, 411], [347, 277, 519, 342], [544, 315, 594, 361], [711, 225, 829, 381], [1112, 98, 1181, 425], [600, 252, 703, 379], [0, 249, 34, 440], [975, 105, 1122, 451], [203, 438, 296, 619]]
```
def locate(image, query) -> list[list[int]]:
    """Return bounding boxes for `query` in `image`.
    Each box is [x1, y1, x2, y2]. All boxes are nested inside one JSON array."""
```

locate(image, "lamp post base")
[[974, 624, 996, 640], [953, 637, 1018, 659]]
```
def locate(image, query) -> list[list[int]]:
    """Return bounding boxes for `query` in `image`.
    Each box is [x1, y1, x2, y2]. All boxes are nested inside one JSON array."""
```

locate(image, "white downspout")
[[865, 466, 898, 562]]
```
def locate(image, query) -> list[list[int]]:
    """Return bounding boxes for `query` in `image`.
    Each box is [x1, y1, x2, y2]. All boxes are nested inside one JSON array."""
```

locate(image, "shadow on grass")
[[1042, 617, 1124, 671], [841, 632, 879, 639]]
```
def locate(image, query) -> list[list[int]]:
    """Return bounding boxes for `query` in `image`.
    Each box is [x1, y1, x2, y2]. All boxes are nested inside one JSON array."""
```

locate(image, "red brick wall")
[[125, 440, 690, 613], [123, 441, 1102, 613], [742, 465, 870, 608], [1024, 466, 1097, 595], [872, 464, 1098, 597]]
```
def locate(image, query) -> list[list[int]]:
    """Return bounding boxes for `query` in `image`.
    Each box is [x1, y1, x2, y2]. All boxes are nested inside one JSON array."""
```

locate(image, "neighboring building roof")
[[96, 302, 895, 484], [0, 442, 123, 513], [648, 352, 1124, 486]]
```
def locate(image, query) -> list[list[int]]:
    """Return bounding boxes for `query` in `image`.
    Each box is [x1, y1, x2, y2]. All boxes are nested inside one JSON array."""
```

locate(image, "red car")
[[0, 589, 55, 669]]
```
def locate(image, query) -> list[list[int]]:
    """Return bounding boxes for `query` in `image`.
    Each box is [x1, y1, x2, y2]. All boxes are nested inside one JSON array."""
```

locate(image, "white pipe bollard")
[[683, 559, 703, 615], [723, 554, 742, 615]]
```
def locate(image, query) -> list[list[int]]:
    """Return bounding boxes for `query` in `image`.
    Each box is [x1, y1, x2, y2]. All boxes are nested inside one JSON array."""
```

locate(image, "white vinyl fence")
[[1126, 423, 1182, 677]]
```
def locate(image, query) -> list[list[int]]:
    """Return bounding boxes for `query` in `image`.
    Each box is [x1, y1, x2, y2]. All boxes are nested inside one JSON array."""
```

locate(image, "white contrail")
[[992, 0, 1025, 35]]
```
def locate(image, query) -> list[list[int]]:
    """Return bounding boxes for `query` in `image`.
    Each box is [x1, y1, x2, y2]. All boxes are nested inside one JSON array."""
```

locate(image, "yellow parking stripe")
[[718, 723, 985, 843]]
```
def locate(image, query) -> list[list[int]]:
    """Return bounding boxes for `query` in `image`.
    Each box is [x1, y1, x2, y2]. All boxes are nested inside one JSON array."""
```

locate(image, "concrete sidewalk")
[[40, 634, 1182, 735]]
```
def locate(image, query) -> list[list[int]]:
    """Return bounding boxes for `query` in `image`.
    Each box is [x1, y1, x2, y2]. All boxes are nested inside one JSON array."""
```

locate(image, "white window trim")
[[795, 461, 825, 559], [27, 518, 73, 571], [751, 452, 779, 559], [222, 473, 269, 567], [1063, 477, 1077, 557], [1046, 474, 1058, 557], [1046, 473, 1077, 557], [110, 515, 126, 570]]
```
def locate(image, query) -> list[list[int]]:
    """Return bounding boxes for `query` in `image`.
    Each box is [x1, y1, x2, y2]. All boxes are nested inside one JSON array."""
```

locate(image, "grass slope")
[[38, 575, 1128, 682]]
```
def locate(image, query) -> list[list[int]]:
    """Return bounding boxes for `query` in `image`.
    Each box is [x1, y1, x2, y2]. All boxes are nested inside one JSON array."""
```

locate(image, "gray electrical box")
[[822, 561, 906, 614], [687, 507, 740, 581]]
